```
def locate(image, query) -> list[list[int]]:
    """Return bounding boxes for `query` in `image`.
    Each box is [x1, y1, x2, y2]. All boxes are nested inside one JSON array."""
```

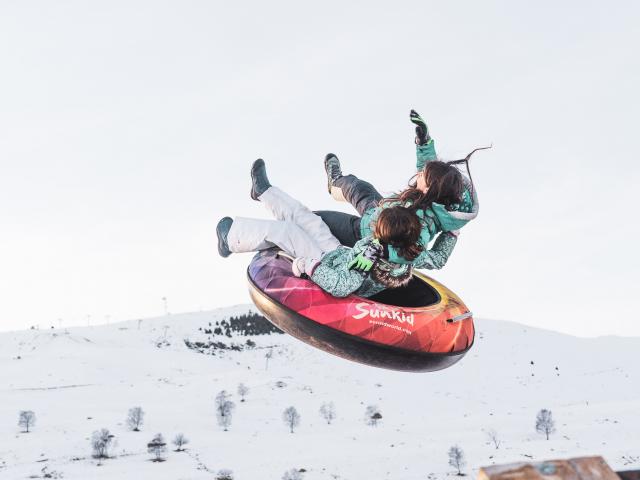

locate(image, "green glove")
[[348, 239, 383, 272], [348, 254, 374, 272], [410, 109, 430, 146]]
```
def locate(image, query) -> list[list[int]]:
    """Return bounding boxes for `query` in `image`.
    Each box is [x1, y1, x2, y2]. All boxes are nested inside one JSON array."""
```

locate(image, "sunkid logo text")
[[352, 303, 415, 326]]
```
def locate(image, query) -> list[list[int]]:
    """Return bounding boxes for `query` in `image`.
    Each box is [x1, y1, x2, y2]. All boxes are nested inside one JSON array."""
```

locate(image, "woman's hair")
[[374, 206, 423, 261], [383, 160, 464, 212]]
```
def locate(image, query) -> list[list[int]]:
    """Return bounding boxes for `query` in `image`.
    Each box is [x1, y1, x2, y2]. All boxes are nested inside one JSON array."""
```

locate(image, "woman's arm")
[[411, 231, 458, 270], [416, 140, 438, 172], [410, 110, 438, 171]]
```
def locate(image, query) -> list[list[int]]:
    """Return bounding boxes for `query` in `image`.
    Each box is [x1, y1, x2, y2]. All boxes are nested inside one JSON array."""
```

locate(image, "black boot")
[[324, 153, 343, 194], [216, 217, 233, 257], [250, 159, 272, 201]]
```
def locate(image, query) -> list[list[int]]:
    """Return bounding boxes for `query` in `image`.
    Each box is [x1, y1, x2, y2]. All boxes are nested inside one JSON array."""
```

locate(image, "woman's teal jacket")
[[359, 140, 478, 267]]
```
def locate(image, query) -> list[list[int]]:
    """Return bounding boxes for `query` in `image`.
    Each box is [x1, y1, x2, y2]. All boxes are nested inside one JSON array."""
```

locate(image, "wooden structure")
[[479, 456, 624, 480], [617, 471, 640, 480]]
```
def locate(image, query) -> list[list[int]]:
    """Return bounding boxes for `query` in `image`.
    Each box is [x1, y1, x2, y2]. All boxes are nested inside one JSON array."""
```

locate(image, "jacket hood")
[[430, 181, 479, 232]]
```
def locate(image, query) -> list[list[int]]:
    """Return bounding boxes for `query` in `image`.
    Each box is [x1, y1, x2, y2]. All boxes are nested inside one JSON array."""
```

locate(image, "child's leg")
[[330, 175, 383, 216], [227, 217, 325, 259], [260, 187, 340, 254]]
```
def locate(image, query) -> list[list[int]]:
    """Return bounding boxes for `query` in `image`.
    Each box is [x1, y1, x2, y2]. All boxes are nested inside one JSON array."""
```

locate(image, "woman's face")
[[416, 171, 428, 193]]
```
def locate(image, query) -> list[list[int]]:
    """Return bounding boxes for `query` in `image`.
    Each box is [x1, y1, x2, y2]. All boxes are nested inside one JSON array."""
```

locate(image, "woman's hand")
[[410, 109, 430, 146]]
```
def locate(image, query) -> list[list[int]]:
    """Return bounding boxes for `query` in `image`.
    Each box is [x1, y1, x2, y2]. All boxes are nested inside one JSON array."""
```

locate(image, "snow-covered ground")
[[1, 306, 638, 479]]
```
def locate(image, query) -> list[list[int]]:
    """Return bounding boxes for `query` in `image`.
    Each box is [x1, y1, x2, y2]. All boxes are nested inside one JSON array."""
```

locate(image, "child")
[[316, 110, 483, 271], [216, 159, 423, 298]]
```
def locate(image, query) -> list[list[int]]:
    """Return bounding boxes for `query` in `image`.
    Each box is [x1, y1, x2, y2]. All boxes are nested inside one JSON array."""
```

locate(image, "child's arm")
[[411, 109, 438, 171], [411, 231, 458, 270], [293, 247, 366, 298], [310, 262, 365, 298]]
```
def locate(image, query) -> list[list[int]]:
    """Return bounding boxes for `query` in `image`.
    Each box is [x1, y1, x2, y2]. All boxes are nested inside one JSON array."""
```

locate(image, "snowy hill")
[[1, 306, 638, 480]]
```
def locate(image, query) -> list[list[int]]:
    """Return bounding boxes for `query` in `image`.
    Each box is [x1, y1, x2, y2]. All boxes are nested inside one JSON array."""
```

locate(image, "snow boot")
[[250, 158, 272, 201], [216, 217, 233, 257], [324, 153, 343, 194], [324, 153, 347, 202]]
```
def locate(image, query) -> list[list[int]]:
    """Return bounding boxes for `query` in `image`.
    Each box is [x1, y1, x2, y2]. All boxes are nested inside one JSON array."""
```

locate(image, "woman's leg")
[[226, 217, 325, 259], [325, 155, 384, 215], [259, 186, 340, 254], [314, 210, 361, 247], [330, 174, 384, 216]]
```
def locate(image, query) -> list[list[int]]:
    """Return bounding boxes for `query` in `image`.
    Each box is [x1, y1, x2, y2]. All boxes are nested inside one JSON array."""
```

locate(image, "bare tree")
[[18, 410, 36, 433], [215, 390, 235, 431], [283, 468, 304, 480], [535, 409, 556, 440], [172, 433, 189, 452], [91, 429, 115, 464], [126, 406, 145, 432], [485, 428, 501, 449], [216, 390, 230, 405], [237, 383, 249, 402], [365, 405, 382, 427], [147, 433, 167, 462], [448, 445, 466, 476], [216, 469, 234, 480], [265, 349, 273, 370], [283, 406, 301, 433], [319, 402, 336, 425]]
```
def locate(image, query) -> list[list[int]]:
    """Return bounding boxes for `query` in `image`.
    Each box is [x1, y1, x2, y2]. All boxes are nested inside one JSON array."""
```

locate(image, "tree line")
[[16, 395, 557, 477]]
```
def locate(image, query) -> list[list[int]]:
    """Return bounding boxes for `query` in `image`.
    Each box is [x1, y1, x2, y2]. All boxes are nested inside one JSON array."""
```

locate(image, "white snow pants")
[[226, 186, 341, 259]]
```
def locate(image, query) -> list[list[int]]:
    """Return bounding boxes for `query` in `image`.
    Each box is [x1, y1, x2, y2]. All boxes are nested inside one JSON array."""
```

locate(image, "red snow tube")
[[247, 249, 474, 372]]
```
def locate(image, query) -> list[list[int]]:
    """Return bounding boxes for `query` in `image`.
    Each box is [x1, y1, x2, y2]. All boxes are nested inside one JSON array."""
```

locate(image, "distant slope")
[[0, 306, 638, 480]]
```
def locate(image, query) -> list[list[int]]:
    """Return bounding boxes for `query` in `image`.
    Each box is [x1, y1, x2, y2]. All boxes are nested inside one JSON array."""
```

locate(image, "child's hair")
[[384, 160, 464, 213], [374, 206, 423, 261]]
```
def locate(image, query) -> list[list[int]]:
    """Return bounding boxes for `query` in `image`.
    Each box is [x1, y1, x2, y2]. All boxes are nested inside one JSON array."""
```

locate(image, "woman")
[[216, 159, 424, 298], [316, 110, 481, 271]]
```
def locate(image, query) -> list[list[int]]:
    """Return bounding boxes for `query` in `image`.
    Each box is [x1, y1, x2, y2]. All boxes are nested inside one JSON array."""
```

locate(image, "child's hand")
[[292, 257, 320, 278], [410, 109, 430, 146], [348, 239, 383, 272], [348, 254, 374, 272]]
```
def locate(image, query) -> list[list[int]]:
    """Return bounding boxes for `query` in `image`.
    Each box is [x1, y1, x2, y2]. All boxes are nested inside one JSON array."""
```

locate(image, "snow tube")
[[247, 249, 475, 372]]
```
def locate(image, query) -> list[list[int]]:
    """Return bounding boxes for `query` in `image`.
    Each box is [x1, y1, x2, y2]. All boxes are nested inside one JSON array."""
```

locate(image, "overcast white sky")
[[1, 1, 638, 336]]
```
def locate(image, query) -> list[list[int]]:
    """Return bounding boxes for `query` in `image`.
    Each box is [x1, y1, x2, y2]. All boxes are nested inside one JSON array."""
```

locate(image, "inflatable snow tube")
[[247, 249, 475, 372]]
